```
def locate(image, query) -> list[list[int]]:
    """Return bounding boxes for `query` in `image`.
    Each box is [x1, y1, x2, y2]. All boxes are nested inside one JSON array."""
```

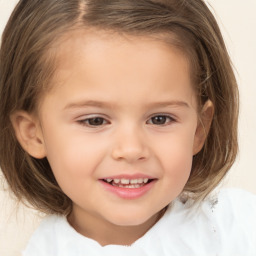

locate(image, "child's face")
[[22, 30, 208, 236]]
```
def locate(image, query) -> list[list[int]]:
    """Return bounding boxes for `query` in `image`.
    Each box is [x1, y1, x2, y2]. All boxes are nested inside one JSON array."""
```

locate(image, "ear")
[[10, 111, 46, 159], [193, 100, 214, 155]]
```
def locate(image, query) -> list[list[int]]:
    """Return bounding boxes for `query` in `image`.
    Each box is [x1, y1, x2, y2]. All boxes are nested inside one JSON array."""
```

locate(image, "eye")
[[147, 115, 176, 126], [78, 117, 108, 127]]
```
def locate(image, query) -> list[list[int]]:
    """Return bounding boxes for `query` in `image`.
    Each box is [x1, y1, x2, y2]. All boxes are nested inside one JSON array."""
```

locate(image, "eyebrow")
[[63, 100, 190, 110], [64, 100, 115, 110], [145, 101, 190, 108]]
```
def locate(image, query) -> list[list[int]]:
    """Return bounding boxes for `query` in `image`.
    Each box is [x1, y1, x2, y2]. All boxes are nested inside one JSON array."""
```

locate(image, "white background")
[[0, 1, 256, 255]]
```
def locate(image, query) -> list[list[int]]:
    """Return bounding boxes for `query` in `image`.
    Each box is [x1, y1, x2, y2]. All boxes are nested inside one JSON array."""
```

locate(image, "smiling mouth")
[[102, 178, 154, 188]]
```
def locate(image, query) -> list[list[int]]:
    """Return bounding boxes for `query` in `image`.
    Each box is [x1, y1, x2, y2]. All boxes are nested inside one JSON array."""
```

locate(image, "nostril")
[[111, 138, 150, 162]]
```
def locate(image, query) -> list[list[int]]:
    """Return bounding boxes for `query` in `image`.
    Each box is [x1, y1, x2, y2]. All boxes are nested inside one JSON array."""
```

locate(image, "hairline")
[[35, 26, 201, 114]]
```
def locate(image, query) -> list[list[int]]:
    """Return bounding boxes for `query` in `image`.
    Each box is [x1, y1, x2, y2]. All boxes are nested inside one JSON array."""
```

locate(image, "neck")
[[68, 206, 166, 246]]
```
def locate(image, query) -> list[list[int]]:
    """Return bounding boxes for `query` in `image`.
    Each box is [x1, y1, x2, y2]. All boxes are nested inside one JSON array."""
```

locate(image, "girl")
[[0, 0, 255, 255]]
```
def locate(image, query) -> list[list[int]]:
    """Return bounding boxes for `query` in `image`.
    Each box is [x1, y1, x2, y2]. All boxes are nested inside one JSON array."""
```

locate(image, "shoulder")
[[216, 187, 256, 206], [194, 188, 256, 254], [22, 215, 68, 256], [22, 214, 104, 256], [148, 188, 256, 255], [210, 188, 256, 254], [210, 188, 256, 223], [212, 188, 256, 232], [194, 188, 256, 233]]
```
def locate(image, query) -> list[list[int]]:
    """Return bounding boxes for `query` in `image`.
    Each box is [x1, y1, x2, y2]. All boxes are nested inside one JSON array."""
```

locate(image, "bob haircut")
[[0, 0, 238, 215]]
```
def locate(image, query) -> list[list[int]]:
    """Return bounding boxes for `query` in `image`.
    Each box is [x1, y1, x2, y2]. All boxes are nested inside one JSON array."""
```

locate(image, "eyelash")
[[77, 114, 176, 128], [77, 116, 108, 127], [147, 115, 176, 126]]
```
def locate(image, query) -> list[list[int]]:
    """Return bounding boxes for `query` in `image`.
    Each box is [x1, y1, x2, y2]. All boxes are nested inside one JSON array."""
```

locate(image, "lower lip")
[[99, 180, 156, 199]]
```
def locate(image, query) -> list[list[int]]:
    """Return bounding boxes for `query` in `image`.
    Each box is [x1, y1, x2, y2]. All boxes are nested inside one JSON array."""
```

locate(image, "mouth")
[[101, 178, 154, 188], [99, 176, 157, 199]]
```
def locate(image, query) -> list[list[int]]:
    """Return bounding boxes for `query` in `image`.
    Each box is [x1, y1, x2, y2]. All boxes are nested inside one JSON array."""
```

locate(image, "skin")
[[11, 30, 213, 246]]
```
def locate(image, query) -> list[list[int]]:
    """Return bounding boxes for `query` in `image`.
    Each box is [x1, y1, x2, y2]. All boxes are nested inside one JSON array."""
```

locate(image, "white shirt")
[[23, 188, 256, 256]]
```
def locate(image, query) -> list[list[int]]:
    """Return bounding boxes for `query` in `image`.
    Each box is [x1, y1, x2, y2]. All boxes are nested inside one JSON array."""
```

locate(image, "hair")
[[0, 0, 238, 215]]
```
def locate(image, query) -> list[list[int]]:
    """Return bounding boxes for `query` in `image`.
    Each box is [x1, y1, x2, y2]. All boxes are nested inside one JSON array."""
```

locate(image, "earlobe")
[[193, 100, 214, 155], [10, 111, 46, 159]]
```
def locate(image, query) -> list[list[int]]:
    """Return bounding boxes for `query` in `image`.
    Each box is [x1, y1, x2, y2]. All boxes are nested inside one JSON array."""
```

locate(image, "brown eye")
[[148, 115, 175, 125], [78, 117, 108, 127], [88, 117, 105, 126], [151, 116, 167, 125], [88, 117, 104, 126]]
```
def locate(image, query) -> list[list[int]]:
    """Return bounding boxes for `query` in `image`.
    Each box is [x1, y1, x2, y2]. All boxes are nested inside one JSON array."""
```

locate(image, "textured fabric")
[[22, 189, 256, 256]]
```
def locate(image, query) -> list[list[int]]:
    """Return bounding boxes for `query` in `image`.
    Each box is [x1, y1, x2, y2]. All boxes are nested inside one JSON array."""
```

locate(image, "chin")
[[107, 210, 159, 227]]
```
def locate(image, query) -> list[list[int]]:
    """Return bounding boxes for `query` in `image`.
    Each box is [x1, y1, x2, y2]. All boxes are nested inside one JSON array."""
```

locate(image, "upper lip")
[[100, 173, 156, 180]]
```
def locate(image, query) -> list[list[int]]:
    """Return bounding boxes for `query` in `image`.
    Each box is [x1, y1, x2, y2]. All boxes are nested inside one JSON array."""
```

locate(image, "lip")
[[101, 174, 155, 180], [99, 175, 157, 200]]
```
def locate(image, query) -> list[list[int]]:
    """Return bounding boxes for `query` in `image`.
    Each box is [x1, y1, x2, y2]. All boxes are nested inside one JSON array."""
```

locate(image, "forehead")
[[40, 28, 197, 111], [50, 28, 192, 85]]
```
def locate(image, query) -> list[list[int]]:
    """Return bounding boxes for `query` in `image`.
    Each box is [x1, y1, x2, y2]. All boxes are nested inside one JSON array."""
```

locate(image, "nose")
[[111, 125, 150, 163]]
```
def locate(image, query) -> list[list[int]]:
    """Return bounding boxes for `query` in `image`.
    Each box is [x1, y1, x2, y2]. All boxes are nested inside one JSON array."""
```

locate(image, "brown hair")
[[0, 0, 238, 215]]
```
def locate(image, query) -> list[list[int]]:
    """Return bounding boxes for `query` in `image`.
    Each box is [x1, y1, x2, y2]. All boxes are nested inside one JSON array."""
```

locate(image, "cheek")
[[44, 136, 106, 201], [43, 128, 108, 183], [158, 143, 193, 202], [161, 145, 193, 182], [154, 127, 195, 161], [153, 128, 196, 183]]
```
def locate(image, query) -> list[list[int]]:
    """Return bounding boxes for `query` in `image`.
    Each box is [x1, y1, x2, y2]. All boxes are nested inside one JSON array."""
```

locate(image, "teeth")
[[113, 183, 142, 188], [105, 178, 150, 184], [128, 184, 141, 188], [138, 178, 143, 183], [121, 178, 130, 184], [130, 178, 143, 184]]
